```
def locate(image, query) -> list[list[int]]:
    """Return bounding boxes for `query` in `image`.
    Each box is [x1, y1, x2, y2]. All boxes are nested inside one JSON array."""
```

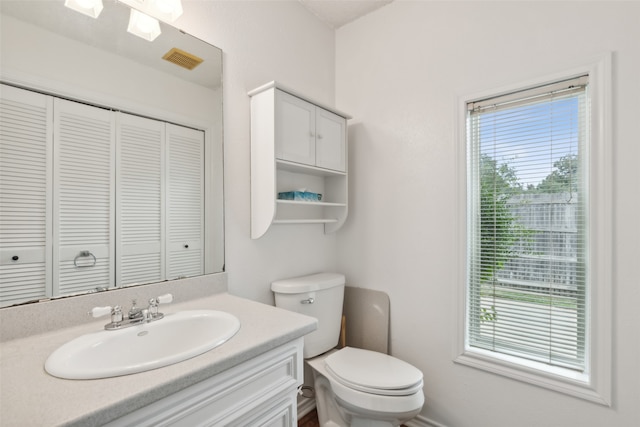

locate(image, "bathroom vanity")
[[0, 277, 317, 426]]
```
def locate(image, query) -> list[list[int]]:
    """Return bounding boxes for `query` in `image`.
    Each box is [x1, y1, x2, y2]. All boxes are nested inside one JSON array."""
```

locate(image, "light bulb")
[[152, 0, 183, 22], [135, 13, 156, 33], [127, 9, 161, 42], [64, 0, 103, 19], [75, 0, 99, 8]]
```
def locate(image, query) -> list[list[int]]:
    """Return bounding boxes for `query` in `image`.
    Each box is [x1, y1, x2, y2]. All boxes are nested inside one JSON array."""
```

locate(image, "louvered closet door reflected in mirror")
[[0, 84, 206, 307], [166, 124, 204, 280], [116, 113, 165, 287], [0, 85, 52, 305], [116, 116, 205, 285], [53, 98, 115, 297]]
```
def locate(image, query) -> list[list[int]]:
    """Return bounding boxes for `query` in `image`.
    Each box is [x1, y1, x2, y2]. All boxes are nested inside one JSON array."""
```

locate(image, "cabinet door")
[[275, 90, 316, 166], [53, 98, 114, 296], [166, 123, 203, 280], [231, 395, 297, 427], [104, 339, 303, 427], [116, 113, 165, 287], [0, 85, 53, 306], [315, 108, 346, 172]]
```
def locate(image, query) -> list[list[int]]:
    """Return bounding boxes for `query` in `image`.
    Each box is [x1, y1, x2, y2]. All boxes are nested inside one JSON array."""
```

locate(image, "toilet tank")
[[271, 273, 345, 358]]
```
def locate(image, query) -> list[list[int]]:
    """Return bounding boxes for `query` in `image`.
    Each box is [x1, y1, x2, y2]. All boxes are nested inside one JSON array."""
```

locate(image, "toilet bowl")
[[307, 347, 424, 427], [271, 273, 424, 427]]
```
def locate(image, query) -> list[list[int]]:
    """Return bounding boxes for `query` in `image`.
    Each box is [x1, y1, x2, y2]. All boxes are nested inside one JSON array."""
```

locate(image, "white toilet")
[[272, 273, 424, 427]]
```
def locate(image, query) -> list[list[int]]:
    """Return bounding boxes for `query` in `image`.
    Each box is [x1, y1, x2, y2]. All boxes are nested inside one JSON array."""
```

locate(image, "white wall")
[[175, 1, 339, 303], [0, 14, 218, 128], [335, 1, 640, 426]]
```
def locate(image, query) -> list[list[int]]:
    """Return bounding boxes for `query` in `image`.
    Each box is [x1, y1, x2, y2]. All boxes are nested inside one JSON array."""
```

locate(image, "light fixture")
[[152, 0, 183, 22], [64, 0, 103, 19], [127, 9, 161, 42]]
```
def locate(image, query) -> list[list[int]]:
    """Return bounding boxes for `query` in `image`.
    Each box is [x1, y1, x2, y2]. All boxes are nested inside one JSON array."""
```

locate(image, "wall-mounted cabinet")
[[249, 82, 351, 239]]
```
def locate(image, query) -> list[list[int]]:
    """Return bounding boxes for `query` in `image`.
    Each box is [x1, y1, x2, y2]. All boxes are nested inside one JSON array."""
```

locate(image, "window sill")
[[454, 347, 610, 406]]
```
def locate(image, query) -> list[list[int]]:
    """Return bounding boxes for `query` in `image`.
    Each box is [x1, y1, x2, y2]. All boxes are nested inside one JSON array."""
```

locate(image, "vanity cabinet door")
[[53, 98, 115, 296], [0, 85, 53, 305], [230, 395, 297, 426], [104, 338, 303, 427], [275, 90, 316, 166], [116, 113, 165, 286], [166, 124, 204, 280]]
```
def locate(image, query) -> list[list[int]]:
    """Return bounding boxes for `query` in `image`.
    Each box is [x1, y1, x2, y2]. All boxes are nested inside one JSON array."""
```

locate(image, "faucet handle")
[[149, 293, 173, 307], [148, 293, 172, 319], [89, 306, 113, 318], [89, 305, 123, 327], [156, 293, 173, 304]]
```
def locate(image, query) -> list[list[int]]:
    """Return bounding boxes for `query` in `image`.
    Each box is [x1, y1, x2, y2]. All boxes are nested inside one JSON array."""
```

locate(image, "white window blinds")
[[466, 76, 588, 371]]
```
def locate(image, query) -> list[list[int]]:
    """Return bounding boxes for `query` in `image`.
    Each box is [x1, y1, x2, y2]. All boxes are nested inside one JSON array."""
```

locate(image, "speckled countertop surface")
[[0, 293, 317, 426]]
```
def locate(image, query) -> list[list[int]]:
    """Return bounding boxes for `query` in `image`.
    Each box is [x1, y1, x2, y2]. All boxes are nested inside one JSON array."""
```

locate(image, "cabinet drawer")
[[106, 338, 303, 427]]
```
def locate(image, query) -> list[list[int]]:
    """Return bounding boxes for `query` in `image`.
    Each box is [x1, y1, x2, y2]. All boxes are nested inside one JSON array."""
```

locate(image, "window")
[[455, 57, 612, 405], [469, 76, 588, 369]]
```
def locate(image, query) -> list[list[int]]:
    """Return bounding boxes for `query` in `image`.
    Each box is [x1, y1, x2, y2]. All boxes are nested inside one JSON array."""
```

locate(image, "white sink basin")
[[45, 310, 240, 380]]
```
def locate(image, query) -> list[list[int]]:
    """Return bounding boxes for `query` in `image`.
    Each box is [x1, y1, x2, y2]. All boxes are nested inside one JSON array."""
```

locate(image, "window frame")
[[454, 54, 612, 405]]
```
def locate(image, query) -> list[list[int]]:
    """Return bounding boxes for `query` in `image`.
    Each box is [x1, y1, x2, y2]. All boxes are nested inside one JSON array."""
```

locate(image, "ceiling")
[[299, 0, 394, 29]]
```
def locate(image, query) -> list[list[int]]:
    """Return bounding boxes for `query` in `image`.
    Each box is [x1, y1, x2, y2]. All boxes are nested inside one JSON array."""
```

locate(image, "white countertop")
[[0, 293, 317, 426]]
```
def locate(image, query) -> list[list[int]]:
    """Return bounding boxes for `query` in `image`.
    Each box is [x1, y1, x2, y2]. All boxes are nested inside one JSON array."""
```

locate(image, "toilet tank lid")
[[271, 273, 345, 293]]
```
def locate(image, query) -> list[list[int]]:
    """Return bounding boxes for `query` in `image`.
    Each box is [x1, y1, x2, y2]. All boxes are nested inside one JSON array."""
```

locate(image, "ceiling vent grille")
[[162, 48, 203, 70]]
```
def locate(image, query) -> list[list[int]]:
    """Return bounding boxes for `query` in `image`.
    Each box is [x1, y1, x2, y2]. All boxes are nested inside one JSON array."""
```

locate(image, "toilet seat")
[[307, 348, 425, 421], [325, 347, 423, 396]]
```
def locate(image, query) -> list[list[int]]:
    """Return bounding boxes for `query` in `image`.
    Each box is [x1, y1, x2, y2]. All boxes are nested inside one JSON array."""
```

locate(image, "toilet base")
[[306, 350, 423, 427], [335, 394, 421, 427]]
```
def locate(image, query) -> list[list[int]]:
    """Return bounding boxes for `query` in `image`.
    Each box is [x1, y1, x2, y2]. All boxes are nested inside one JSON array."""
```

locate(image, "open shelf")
[[273, 219, 339, 225], [276, 200, 347, 208], [276, 159, 346, 177]]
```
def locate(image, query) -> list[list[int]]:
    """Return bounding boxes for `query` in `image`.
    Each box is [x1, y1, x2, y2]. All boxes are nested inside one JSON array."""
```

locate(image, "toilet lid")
[[325, 347, 423, 396]]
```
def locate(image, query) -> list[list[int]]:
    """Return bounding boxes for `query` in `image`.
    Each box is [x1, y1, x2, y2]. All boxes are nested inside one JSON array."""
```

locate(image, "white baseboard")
[[297, 397, 316, 420], [297, 398, 445, 427], [405, 414, 448, 427]]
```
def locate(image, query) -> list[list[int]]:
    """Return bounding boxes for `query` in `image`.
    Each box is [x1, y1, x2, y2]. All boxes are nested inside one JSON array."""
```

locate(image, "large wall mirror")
[[0, 0, 224, 308]]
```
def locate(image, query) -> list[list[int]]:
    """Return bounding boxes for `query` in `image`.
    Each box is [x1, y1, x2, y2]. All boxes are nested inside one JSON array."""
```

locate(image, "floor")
[[298, 409, 408, 427], [298, 409, 320, 427]]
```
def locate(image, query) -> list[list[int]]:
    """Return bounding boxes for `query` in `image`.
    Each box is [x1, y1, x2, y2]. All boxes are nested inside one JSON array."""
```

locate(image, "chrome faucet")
[[127, 299, 145, 322], [89, 293, 173, 330]]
